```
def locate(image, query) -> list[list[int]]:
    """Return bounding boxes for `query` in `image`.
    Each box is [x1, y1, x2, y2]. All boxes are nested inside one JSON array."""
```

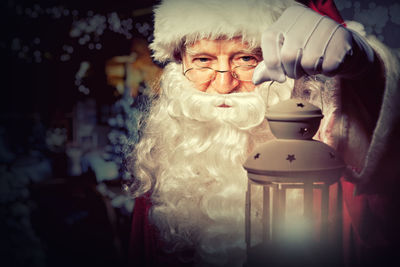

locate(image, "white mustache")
[[160, 62, 295, 128], [166, 85, 266, 130]]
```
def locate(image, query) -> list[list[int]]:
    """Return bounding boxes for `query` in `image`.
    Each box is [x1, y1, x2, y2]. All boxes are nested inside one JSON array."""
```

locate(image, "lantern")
[[243, 99, 345, 266]]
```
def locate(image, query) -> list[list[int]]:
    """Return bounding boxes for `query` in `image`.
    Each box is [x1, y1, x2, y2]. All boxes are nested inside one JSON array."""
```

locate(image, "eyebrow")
[[236, 48, 262, 55], [185, 47, 262, 57], [184, 47, 212, 57]]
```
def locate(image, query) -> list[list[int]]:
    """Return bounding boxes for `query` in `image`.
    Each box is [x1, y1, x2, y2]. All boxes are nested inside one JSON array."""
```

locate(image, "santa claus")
[[127, 0, 400, 266]]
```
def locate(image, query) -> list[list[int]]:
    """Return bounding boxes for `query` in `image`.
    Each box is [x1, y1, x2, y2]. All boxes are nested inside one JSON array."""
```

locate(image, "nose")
[[209, 70, 240, 94]]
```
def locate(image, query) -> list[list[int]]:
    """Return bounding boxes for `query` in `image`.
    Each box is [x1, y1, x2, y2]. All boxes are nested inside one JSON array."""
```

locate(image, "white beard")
[[130, 63, 293, 266]]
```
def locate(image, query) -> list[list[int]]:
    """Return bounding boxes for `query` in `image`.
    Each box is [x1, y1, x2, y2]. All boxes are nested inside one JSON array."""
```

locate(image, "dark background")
[[2, 0, 158, 122], [1, 1, 158, 267], [1, 0, 399, 267]]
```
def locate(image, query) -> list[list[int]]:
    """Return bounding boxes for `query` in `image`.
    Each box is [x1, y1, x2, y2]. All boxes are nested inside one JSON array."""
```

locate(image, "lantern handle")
[[266, 81, 274, 109]]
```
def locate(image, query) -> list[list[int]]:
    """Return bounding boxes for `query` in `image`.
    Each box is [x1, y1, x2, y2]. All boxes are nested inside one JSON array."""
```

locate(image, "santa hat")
[[297, 0, 345, 25], [150, 0, 345, 63], [150, 0, 294, 63]]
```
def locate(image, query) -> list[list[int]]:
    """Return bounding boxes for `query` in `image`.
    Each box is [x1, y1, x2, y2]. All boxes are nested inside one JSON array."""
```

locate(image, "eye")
[[241, 56, 255, 62], [193, 57, 212, 67], [197, 57, 210, 62], [233, 55, 259, 66]]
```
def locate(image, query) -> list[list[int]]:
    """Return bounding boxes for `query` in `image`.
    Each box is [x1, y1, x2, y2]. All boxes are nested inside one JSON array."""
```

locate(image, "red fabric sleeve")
[[297, 0, 346, 26], [341, 178, 400, 266], [129, 195, 194, 267], [129, 195, 159, 266]]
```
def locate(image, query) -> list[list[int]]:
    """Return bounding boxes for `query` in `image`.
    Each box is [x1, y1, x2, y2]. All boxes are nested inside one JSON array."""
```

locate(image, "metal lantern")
[[243, 99, 345, 266]]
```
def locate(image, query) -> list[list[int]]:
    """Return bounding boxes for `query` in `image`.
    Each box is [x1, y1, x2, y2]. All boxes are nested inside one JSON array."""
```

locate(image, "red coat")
[[129, 195, 194, 267]]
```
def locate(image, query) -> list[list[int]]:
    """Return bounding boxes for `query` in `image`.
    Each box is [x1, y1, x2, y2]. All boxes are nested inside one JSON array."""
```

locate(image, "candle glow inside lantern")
[[243, 98, 346, 265]]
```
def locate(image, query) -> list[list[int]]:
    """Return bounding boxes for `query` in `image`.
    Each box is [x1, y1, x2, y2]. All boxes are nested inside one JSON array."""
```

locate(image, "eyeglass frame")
[[183, 64, 259, 84]]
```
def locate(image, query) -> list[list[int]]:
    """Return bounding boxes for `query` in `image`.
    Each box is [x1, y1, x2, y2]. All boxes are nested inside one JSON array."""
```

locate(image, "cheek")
[[193, 82, 210, 92], [240, 81, 256, 92]]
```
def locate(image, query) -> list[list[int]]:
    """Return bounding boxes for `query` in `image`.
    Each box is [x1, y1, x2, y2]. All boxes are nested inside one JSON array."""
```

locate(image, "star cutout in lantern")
[[329, 152, 335, 159], [254, 153, 260, 159], [286, 154, 296, 162], [299, 127, 308, 136], [297, 103, 305, 108]]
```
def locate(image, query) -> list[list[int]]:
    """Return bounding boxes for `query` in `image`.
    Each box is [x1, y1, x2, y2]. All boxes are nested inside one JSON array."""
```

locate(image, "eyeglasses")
[[183, 65, 258, 84]]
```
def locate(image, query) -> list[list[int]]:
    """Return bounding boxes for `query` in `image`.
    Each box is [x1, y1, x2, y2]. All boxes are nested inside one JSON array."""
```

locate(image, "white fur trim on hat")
[[150, 0, 295, 63], [343, 21, 400, 192]]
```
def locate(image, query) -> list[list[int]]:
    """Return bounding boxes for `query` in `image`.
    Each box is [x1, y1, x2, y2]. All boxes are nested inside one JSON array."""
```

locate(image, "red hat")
[[297, 0, 346, 26]]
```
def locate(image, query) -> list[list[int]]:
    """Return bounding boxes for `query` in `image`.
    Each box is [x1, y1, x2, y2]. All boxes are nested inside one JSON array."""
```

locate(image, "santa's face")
[[181, 37, 262, 95]]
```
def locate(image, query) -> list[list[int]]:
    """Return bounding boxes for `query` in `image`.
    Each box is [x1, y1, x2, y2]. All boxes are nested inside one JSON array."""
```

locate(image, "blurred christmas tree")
[[106, 57, 152, 181]]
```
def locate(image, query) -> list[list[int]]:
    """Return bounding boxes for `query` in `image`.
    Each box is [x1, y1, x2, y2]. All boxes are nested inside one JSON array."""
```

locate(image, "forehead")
[[184, 37, 259, 56]]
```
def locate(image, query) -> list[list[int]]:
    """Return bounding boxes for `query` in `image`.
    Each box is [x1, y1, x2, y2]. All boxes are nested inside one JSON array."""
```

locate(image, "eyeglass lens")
[[185, 66, 256, 84]]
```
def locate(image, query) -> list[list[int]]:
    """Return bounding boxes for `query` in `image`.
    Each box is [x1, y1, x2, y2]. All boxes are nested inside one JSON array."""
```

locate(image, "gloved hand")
[[252, 4, 375, 84]]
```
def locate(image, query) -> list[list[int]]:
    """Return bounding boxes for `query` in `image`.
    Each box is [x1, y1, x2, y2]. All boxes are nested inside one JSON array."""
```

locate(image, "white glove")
[[252, 4, 375, 84]]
